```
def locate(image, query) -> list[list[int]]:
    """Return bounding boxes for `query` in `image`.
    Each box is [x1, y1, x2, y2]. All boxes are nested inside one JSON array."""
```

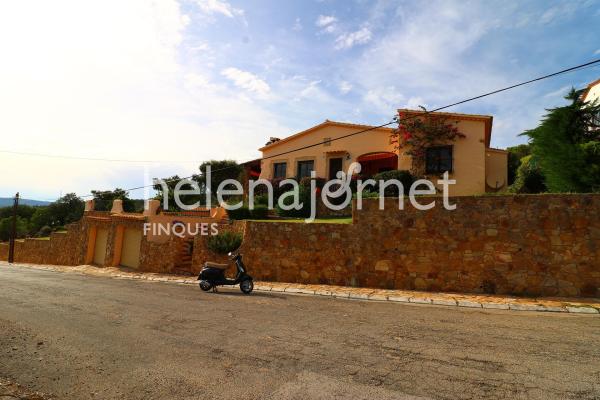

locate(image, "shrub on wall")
[[226, 206, 251, 220], [276, 186, 311, 218], [250, 205, 269, 219], [227, 204, 269, 220], [207, 231, 243, 254], [372, 170, 416, 196]]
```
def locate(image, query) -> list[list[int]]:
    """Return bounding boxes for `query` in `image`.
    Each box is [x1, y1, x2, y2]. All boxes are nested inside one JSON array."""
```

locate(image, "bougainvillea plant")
[[390, 108, 466, 177]]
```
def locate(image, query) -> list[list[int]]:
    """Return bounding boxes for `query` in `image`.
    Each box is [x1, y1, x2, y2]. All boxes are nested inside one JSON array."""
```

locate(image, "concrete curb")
[[3, 262, 600, 315]]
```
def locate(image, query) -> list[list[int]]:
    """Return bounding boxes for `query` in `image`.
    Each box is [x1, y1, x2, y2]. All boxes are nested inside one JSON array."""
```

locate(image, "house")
[[258, 110, 508, 196], [582, 78, 600, 103]]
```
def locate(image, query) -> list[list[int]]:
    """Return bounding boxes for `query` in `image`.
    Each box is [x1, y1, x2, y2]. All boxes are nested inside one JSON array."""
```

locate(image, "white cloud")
[[221, 67, 271, 98], [364, 87, 404, 115], [335, 27, 372, 49], [539, 2, 579, 25], [316, 15, 337, 27], [293, 17, 302, 31], [339, 81, 352, 94], [594, 48, 600, 55], [195, 0, 244, 18]]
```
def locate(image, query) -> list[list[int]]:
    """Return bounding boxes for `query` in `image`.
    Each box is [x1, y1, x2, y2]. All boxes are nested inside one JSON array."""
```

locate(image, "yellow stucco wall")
[[485, 149, 508, 191], [260, 123, 397, 181], [260, 118, 499, 196]]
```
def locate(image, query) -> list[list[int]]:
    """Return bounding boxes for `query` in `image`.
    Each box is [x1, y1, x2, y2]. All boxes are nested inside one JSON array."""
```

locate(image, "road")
[[0, 265, 599, 400]]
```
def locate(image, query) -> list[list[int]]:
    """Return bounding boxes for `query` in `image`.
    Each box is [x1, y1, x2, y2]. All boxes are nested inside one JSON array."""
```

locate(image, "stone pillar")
[[111, 199, 124, 214], [144, 199, 161, 216], [84, 199, 95, 212]]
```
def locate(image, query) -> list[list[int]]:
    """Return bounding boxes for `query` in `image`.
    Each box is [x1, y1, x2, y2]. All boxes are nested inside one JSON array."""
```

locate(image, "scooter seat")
[[205, 261, 229, 269]]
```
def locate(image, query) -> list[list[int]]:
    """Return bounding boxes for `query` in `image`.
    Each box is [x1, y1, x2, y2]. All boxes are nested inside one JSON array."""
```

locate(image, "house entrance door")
[[329, 157, 343, 180]]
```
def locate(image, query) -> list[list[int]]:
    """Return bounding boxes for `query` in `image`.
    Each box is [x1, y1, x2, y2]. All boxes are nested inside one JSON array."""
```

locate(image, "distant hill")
[[0, 197, 51, 207]]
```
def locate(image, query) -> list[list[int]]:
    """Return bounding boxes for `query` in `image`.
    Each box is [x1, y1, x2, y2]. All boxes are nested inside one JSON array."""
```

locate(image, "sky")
[[1, 0, 599, 201]]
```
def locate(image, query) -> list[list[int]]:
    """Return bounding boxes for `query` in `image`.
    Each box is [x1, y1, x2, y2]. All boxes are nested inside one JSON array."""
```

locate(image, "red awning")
[[356, 152, 396, 162]]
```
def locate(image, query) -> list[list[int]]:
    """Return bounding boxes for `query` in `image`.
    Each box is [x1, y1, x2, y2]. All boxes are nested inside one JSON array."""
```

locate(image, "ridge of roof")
[[397, 108, 493, 120], [259, 120, 394, 151]]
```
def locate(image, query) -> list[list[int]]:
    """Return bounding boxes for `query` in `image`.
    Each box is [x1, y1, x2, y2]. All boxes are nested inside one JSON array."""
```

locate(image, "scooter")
[[197, 252, 254, 294]]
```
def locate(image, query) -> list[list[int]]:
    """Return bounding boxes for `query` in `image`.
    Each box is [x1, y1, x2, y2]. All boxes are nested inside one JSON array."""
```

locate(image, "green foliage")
[[36, 225, 53, 237], [28, 193, 84, 234], [299, 177, 326, 189], [253, 194, 270, 206], [372, 170, 416, 196], [0, 216, 28, 241], [353, 190, 380, 199], [523, 89, 600, 192], [198, 160, 243, 202], [226, 204, 270, 220], [207, 231, 243, 254], [91, 189, 137, 212], [509, 155, 547, 194], [226, 206, 251, 220], [506, 144, 531, 185], [579, 141, 600, 192], [0, 204, 37, 220], [276, 186, 311, 218], [391, 109, 466, 176], [250, 204, 269, 219]]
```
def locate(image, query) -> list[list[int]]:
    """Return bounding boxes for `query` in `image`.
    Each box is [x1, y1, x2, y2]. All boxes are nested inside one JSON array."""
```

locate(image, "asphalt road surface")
[[1, 265, 599, 400]]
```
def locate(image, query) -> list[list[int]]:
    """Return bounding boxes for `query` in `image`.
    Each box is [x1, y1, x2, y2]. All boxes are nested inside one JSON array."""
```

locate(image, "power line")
[[40, 58, 600, 199]]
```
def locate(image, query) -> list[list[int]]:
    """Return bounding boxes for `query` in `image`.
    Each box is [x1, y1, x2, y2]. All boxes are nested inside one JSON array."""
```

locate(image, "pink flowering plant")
[[390, 108, 466, 176]]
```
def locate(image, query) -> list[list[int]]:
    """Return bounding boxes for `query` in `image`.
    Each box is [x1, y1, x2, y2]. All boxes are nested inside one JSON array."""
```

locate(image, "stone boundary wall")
[[231, 194, 600, 297], [0, 221, 87, 266], [1, 194, 598, 298]]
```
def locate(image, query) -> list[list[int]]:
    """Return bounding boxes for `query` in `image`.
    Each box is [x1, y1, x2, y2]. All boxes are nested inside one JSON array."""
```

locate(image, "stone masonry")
[[1, 194, 598, 298]]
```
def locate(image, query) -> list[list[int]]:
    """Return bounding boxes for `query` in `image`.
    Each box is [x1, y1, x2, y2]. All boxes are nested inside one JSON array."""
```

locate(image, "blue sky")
[[0, 0, 599, 200]]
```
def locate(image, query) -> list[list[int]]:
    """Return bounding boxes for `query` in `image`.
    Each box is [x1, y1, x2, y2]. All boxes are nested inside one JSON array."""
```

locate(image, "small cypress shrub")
[[372, 170, 416, 196], [250, 205, 269, 219], [207, 231, 243, 254], [226, 206, 251, 220]]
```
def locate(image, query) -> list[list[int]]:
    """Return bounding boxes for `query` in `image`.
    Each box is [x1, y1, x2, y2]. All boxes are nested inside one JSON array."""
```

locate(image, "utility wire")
[[25, 58, 600, 199]]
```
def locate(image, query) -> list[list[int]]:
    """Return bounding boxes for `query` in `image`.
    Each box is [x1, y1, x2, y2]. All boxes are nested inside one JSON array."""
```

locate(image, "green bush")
[[250, 205, 269, 219], [276, 186, 311, 218], [509, 155, 546, 194], [226, 206, 251, 220], [207, 231, 243, 254], [299, 176, 326, 189], [37, 225, 53, 237], [253, 194, 270, 206], [372, 170, 416, 196]]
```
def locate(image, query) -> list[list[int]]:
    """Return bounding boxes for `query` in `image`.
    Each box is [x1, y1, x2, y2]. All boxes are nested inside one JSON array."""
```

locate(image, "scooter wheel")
[[199, 280, 212, 292], [240, 279, 253, 294]]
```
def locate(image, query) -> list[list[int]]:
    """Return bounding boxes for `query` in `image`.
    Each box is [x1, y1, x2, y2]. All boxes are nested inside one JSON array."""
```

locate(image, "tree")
[[0, 216, 28, 242], [197, 160, 243, 201], [91, 188, 136, 212], [506, 144, 531, 185], [152, 175, 205, 211], [28, 193, 84, 233], [522, 88, 600, 192]]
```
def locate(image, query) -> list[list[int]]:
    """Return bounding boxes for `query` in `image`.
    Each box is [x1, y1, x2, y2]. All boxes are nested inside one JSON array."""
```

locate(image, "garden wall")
[[1, 194, 599, 298], [235, 194, 600, 297], [0, 221, 87, 266]]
